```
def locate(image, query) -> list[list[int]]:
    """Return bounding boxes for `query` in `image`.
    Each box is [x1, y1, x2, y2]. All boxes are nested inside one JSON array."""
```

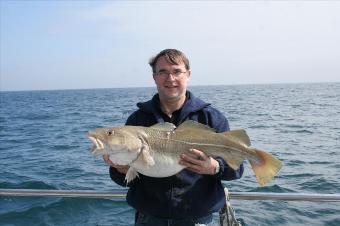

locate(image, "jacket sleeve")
[[209, 108, 244, 181], [109, 166, 128, 187]]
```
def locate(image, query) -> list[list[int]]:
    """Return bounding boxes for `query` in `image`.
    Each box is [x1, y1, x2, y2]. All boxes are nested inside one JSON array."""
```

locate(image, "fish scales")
[[145, 127, 258, 165]]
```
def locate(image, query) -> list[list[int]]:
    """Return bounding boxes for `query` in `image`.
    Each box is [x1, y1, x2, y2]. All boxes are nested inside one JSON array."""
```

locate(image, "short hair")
[[149, 49, 190, 73]]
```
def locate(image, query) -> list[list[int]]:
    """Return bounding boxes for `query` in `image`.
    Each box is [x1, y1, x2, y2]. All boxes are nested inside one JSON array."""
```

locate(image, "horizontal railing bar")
[[230, 192, 340, 202], [1, 189, 340, 202], [0, 189, 126, 199]]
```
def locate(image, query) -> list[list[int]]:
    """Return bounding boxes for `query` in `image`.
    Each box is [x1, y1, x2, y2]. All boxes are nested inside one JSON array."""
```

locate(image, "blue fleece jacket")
[[109, 91, 244, 219]]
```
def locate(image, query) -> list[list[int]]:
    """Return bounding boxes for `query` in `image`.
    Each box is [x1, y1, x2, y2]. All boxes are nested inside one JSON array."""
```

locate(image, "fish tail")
[[249, 148, 282, 186]]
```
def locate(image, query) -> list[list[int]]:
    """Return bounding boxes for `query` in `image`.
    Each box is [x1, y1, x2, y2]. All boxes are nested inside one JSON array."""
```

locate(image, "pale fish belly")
[[131, 151, 185, 177]]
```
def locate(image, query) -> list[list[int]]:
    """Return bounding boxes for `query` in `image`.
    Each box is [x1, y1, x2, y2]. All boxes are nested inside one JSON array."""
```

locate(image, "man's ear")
[[187, 70, 191, 79]]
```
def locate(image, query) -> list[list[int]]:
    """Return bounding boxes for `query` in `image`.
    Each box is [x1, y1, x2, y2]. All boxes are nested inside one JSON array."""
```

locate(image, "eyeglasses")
[[154, 70, 188, 78]]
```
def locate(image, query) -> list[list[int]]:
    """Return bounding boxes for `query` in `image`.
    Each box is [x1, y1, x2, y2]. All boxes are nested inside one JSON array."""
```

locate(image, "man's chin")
[[158, 87, 185, 100]]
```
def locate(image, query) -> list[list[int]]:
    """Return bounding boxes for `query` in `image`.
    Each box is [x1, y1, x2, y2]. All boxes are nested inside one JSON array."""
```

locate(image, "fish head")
[[87, 126, 144, 165]]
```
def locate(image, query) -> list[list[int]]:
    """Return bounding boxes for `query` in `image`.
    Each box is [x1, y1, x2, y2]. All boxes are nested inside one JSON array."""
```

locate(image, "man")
[[103, 49, 244, 226]]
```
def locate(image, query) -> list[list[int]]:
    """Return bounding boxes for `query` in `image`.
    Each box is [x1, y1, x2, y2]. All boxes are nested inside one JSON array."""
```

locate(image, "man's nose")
[[166, 73, 176, 81]]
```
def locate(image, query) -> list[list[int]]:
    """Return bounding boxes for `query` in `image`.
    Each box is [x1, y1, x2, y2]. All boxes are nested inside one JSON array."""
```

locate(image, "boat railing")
[[1, 189, 340, 202]]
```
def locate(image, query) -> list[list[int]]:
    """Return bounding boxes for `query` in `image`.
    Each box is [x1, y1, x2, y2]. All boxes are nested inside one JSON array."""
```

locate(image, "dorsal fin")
[[150, 122, 176, 132], [176, 120, 216, 132], [222, 129, 251, 146]]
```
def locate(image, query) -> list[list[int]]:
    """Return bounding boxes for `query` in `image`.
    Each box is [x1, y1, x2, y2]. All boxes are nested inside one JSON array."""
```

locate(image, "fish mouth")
[[87, 135, 105, 154]]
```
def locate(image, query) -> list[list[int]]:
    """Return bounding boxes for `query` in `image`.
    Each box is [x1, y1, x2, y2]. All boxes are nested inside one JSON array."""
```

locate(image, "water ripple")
[[1, 83, 340, 225]]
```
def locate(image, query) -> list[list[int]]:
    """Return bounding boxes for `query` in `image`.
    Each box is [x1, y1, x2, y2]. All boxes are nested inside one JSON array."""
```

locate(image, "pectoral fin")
[[141, 145, 155, 167], [125, 167, 139, 184]]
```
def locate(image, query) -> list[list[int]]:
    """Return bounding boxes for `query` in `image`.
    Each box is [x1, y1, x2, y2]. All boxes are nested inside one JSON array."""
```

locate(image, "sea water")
[[0, 83, 339, 226]]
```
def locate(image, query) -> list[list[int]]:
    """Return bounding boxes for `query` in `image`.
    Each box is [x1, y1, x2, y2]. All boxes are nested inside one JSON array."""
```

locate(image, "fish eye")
[[107, 130, 114, 136]]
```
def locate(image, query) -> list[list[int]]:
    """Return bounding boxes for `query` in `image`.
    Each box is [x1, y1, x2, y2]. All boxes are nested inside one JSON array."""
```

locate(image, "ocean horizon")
[[1, 81, 338, 93]]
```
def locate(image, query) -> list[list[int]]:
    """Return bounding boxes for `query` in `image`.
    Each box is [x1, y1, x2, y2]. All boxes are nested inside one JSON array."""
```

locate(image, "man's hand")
[[179, 149, 219, 175], [103, 154, 129, 174]]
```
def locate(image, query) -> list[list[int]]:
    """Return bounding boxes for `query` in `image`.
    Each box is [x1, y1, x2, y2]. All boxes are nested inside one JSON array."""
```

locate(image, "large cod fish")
[[87, 120, 282, 186]]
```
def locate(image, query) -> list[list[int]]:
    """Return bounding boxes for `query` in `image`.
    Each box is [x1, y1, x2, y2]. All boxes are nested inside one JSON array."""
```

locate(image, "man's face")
[[153, 56, 191, 102]]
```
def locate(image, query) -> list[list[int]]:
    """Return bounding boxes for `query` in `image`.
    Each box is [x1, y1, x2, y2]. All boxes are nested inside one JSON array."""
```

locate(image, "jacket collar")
[[136, 91, 210, 123]]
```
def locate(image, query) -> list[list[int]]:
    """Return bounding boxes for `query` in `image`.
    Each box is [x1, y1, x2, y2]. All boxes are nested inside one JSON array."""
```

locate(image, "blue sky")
[[1, 1, 339, 91]]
